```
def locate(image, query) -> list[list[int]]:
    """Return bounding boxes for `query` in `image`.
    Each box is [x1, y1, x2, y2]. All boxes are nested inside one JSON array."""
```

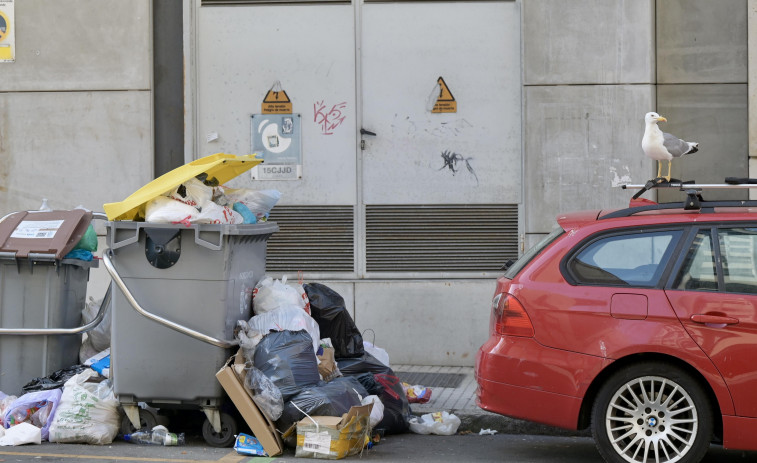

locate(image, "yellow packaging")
[[294, 404, 372, 460]]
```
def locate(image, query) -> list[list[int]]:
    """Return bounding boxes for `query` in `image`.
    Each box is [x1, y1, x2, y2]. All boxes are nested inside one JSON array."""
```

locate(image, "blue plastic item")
[[234, 433, 267, 456], [63, 249, 94, 261], [232, 202, 257, 224]]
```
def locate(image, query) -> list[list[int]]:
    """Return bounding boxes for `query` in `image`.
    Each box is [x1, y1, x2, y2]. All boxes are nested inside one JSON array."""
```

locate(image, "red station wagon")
[[476, 184, 757, 463]]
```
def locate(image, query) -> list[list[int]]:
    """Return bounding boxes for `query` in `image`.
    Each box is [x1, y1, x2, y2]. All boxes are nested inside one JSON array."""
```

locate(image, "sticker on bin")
[[303, 431, 332, 455], [10, 220, 64, 239]]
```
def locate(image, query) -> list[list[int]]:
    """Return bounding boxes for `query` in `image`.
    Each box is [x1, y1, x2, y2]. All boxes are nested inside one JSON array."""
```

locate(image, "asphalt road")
[[1, 433, 756, 463]]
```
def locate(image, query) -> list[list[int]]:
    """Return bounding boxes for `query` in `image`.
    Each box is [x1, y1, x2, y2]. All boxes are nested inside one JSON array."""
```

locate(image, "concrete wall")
[[656, 0, 748, 202], [311, 280, 492, 366], [524, 0, 750, 242], [523, 0, 655, 246], [0, 0, 152, 214]]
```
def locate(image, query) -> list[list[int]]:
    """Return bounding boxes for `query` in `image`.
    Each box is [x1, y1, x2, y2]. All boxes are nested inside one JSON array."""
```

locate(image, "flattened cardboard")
[[216, 356, 283, 457]]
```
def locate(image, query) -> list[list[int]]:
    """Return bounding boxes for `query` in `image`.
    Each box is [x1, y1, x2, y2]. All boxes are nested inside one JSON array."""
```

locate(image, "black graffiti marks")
[[438, 150, 479, 186]]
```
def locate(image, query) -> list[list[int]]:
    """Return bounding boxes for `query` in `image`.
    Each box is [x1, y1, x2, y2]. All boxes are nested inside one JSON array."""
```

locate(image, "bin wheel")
[[202, 412, 238, 448], [120, 408, 158, 434]]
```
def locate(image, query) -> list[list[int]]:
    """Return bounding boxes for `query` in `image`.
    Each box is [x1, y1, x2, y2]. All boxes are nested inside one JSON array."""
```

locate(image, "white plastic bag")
[[246, 306, 320, 354], [364, 341, 390, 367], [48, 370, 120, 445], [361, 395, 385, 428], [0, 393, 17, 421], [219, 188, 281, 221], [195, 200, 243, 224], [169, 177, 213, 209], [252, 276, 309, 315], [79, 296, 111, 363], [144, 196, 199, 223], [409, 411, 461, 436], [0, 422, 41, 446]]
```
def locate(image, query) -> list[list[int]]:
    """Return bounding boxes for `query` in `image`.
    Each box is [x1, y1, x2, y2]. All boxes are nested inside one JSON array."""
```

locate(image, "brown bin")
[[0, 209, 98, 396]]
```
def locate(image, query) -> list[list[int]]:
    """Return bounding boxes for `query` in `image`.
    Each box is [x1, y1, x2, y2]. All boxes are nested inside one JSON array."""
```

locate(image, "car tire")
[[591, 362, 713, 463]]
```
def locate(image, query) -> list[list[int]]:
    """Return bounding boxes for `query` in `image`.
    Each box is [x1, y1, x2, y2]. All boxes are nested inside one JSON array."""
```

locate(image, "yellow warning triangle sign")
[[432, 76, 457, 113], [262, 89, 293, 114]]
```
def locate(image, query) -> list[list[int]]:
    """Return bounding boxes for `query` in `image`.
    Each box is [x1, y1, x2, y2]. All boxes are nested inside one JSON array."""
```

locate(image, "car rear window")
[[504, 227, 564, 279], [567, 230, 682, 287]]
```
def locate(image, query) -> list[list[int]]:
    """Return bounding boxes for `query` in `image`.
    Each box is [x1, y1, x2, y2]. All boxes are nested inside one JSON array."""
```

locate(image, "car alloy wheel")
[[591, 363, 712, 463]]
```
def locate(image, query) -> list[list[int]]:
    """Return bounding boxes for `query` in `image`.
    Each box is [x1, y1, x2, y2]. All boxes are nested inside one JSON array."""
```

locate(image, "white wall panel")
[[0, 91, 152, 213], [523, 0, 655, 85], [355, 281, 492, 366], [0, 0, 150, 91]]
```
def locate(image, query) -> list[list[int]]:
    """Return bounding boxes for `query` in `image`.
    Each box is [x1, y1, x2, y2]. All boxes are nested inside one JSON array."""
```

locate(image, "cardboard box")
[[317, 347, 340, 382], [216, 354, 283, 457], [294, 404, 372, 460]]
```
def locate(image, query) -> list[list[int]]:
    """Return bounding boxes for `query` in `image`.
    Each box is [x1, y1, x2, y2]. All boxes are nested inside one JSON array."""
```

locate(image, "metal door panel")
[[198, 5, 357, 206], [360, 2, 521, 205]]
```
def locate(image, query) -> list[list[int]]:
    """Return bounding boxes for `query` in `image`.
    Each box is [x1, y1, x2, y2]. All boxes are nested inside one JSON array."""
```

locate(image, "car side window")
[[719, 228, 757, 295], [568, 231, 679, 287], [673, 230, 717, 291]]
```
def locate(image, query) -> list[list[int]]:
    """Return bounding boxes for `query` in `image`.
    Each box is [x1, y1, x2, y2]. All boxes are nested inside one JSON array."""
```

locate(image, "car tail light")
[[491, 293, 534, 337]]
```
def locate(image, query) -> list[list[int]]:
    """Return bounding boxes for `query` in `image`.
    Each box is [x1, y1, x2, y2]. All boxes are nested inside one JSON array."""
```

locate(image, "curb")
[[453, 411, 590, 437]]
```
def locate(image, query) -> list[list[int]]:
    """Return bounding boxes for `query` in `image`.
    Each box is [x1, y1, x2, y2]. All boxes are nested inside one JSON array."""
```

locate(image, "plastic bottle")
[[38, 198, 52, 211], [123, 425, 185, 446]]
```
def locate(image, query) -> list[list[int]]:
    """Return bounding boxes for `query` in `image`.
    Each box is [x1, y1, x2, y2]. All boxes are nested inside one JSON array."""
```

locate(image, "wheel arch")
[[576, 352, 723, 442]]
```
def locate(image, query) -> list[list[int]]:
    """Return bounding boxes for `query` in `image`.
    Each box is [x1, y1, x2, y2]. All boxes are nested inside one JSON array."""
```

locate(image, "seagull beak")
[[657, 116, 667, 122]]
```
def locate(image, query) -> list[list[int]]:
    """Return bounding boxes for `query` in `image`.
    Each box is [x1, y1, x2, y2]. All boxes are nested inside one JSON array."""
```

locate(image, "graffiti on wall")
[[314, 100, 347, 135], [438, 150, 479, 185]]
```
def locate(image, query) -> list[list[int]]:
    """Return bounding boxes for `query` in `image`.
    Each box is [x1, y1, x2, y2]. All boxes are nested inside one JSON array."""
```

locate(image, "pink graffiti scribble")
[[314, 100, 347, 135]]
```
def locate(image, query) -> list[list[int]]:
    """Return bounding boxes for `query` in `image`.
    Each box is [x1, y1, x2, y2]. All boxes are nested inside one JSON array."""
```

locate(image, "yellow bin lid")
[[103, 153, 263, 221]]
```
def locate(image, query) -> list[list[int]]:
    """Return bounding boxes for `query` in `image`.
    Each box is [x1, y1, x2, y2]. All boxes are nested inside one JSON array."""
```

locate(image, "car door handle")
[[690, 314, 739, 325]]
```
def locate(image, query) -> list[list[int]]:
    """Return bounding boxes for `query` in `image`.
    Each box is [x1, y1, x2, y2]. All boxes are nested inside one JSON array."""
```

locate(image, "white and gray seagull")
[[641, 112, 699, 181]]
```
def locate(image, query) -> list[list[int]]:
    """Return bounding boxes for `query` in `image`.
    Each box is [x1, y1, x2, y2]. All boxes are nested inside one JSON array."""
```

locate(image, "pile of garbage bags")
[[0, 367, 119, 446], [236, 277, 413, 445]]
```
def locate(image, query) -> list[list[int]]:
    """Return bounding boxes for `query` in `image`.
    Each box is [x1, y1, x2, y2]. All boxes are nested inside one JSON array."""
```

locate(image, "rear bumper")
[[475, 335, 606, 430], [476, 377, 583, 430]]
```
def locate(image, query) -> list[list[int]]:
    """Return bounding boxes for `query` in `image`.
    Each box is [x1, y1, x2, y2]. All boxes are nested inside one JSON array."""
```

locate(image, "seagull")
[[641, 112, 699, 181]]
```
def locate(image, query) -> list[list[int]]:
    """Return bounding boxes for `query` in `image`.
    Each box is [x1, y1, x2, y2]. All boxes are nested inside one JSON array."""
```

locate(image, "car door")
[[666, 225, 757, 417], [534, 227, 686, 358]]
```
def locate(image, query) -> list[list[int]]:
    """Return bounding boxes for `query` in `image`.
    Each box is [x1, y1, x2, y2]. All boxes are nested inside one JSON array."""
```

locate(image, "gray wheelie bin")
[[0, 210, 106, 396], [103, 220, 277, 447]]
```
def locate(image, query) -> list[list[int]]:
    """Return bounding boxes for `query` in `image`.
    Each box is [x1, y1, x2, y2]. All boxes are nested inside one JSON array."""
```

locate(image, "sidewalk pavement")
[[393, 364, 589, 437]]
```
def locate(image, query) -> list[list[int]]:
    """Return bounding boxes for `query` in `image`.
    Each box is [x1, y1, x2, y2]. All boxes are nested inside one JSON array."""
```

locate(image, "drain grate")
[[396, 372, 465, 388]]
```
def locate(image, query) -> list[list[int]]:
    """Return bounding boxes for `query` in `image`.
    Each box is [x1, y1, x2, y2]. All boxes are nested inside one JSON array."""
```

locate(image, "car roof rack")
[[601, 177, 757, 219]]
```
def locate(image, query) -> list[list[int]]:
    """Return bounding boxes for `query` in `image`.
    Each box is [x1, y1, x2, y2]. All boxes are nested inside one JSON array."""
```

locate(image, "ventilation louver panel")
[[366, 205, 518, 272], [266, 206, 354, 273]]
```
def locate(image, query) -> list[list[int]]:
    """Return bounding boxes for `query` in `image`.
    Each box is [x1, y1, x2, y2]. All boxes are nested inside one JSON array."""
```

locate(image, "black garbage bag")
[[354, 372, 384, 396], [336, 351, 391, 376], [303, 283, 364, 358], [275, 376, 367, 437], [22, 365, 89, 392], [253, 330, 321, 402], [336, 352, 411, 435]]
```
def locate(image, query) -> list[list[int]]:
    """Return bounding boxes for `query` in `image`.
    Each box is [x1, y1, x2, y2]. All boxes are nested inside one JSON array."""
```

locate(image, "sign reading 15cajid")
[[250, 114, 302, 181], [0, 0, 14, 63]]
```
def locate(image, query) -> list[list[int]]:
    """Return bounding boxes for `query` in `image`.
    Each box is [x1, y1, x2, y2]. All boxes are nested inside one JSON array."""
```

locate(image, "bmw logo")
[[647, 417, 658, 427]]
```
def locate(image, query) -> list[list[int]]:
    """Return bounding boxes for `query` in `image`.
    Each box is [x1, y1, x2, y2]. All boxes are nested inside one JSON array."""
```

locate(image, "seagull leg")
[[665, 160, 672, 182], [656, 161, 662, 179]]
